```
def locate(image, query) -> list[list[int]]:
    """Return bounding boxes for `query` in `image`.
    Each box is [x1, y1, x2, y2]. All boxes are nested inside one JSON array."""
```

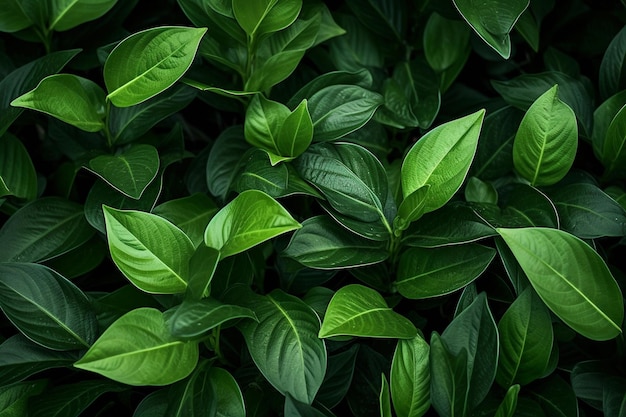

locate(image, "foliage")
[[1, 0, 626, 416]]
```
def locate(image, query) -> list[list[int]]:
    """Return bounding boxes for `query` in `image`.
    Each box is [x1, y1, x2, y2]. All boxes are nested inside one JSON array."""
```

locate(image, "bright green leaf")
[[390, 335, 430, 417], [232, 0, 302, 37], [277, 99, 313, 160], [244, 94, 291, 159]]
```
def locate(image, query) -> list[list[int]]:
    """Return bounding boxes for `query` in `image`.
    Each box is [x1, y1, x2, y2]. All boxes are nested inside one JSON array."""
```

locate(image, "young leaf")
[[11, 74, 106, 132], [0, 263, 97, 350], [390, 335, 431, 417], [238, 289, 326, 405], [496, 287, 553, 387], [319, 284, 417, 339], [453, 0, 529, 59], [75, 308, 199, 386], [394, 185, 430, 232], [0, 133, 37, 201], [103, 206, 195, 294], [232, 0, 302, 37], [395, 244, 496, 299], [104, 26, 207, 107], [282, 216, 389, 269], [0, 197, 94, 263], [204, 189, 301, 259], [276, 99, 313, 161], [497, 227, 624, 340], [513, 84, 578, 186], [87, 144, 160, 199], [401, 109, 485, 213], [48, 0, 119, 32]]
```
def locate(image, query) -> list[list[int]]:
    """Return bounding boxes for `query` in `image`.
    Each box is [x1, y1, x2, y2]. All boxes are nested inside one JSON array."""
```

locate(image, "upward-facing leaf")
[[204, 189, 301, 258], [104, 26, 207, 107], [48, 0, 119, 31], [401, 109, 485, 213], [238, 289, 326, 405], [232, 0, 302, 37], [0, 263, 97, 350], [497, 227, 624, 341], [513, 84, 578, 186], [391, 335, 430, 417], [103, 206, 195, 294]]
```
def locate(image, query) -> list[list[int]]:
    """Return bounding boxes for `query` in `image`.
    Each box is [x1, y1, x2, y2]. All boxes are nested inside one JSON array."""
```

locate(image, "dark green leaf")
[[317, 344, 359, 408], [0, 134, 37, 201], [235, 149, 290, 196], [529, 375, 579, 417], [206, 125, 251, 202], [600, 26, 626, 99], [30, 380, 126, 417], [495, 385, 520, 417]]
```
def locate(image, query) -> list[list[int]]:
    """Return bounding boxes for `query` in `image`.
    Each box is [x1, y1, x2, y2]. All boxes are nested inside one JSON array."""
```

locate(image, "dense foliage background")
[[1, 0, 626, 416]]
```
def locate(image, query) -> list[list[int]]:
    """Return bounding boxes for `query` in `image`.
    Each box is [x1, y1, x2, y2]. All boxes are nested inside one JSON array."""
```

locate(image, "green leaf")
[[592, 90, 626, 160], [232, 0, 302, 37], [319, 284, 417, 339], [0, 380, 46, 417], [380, 373, 393, 417], [0, 334, 78, 385], [401, 109, 485, 213], [0, 0, 32, 32], [75, 308, 199, 386], [209, 367, 246, 417], [295, 142, 389, 223], [162, 361, 215, 416], [497, 227, 624, 340], [529, 375, 579, 417], [287, 69, 373, 109], [246, 50, 306, 92], [465, 177, 498, 204], [235, 149, 290, 197], [0, 133, 37, 201], [0, 263, 97, 350], [204, 189, 301, 259], [513, 85, 578, 186], [48, 0, 119, 31], [169, 298, 257, 340], [103, 206, 195, 294], [132, 389, 168, 417], [602, 103, 626, 177], [316, 344, 359, 408], [11, 74, 105, 132], [108, 84, 196, 145], [184, 245, 220, 300], [390, 335, 430, 417], [394, 185, 430, 232], [87, 144, 160, 199], [429, 332, 469, 417], [283, 216, 389, 269], [495, 385, 521, 417], [0, 49, 80, 136], [238, 289, 326, 405], [395, 244, 496, 299], [152, 193, 218, 248], [308, 85, 384, 142], [453, 0, 529, 58], [104, 26, 207, 107], [344, 0, 405, 41], [600, 26, 626, 99], [284, 394, 327, 417], [277, 99, 313, 160], [30, 380, 126, 417], [496, 287, 553, 387], [0, 197, 94, 263], [548, 182, 626, 239], [206, 125, 251, 202]]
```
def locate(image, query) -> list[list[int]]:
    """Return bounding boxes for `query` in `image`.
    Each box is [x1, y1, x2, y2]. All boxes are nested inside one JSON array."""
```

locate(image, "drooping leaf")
[[513, 84, 578, 186], [103, 206, 195, 294], [104, 26, 207, 107], [0, 197, 94, 263], [74, 308, 199, 386], [395, 244, 496, 299], [204, 189, 300, 258], [0, 263, 97, 350], [48, 0, 119, 31], [10, 74, 106, 132], [401, 109, 485, 213], [390, 335, 430, 417], [87, 144, 160, 199], [283, 215, 389, 269], [496, 287, 553, 387], [319, 284, 417, 339], [497, 227, 624, 340], [0, 133, 37, 201], [238, 289, 326, 405]]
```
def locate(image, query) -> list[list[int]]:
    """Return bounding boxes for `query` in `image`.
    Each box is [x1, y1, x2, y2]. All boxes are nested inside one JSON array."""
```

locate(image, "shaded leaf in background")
[[0, 133, 37, 201], [599, 26, 626, 100]]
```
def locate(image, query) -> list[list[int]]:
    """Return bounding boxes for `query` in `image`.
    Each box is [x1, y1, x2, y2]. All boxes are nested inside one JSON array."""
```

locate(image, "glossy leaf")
[[600, 26, 626, 99], [0, 197, 93, 263], [0, 49, 80, 136], [104, 26, 207, 107], [29, 380, 126, 417], [209, 367, 246, 417], [276, 99, 313, 161], [169, 298, 257, 340], [453, 0, 529, 58], [0, 263, 97, 350], [48, 0, 119, 31], [235, 149, 289, 197], [103, 206, 195, 294], [602, 103, 626, 177], [232, 0, 302, 37], [429, 332, 469, 417], [497, 227, 624, 340], [11, 74, 106, 132], [74, 308, 199, 386], [390, 335, 430, 417], [316, 344, 359, 408], [513, 85, 578, 186], [0, 133, 37, 201], [206, 125, 251, 202], [496, 287, 553, 387], [319, 284, 417, 339], [283, 215, 389, 269], [238, 289, 326, 404], [204, 189, 301, 258], [396, 244, 496, 299], [394, 185, 430, 232], [87, 144, 159, 199], [401, 109, 485, 213]]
